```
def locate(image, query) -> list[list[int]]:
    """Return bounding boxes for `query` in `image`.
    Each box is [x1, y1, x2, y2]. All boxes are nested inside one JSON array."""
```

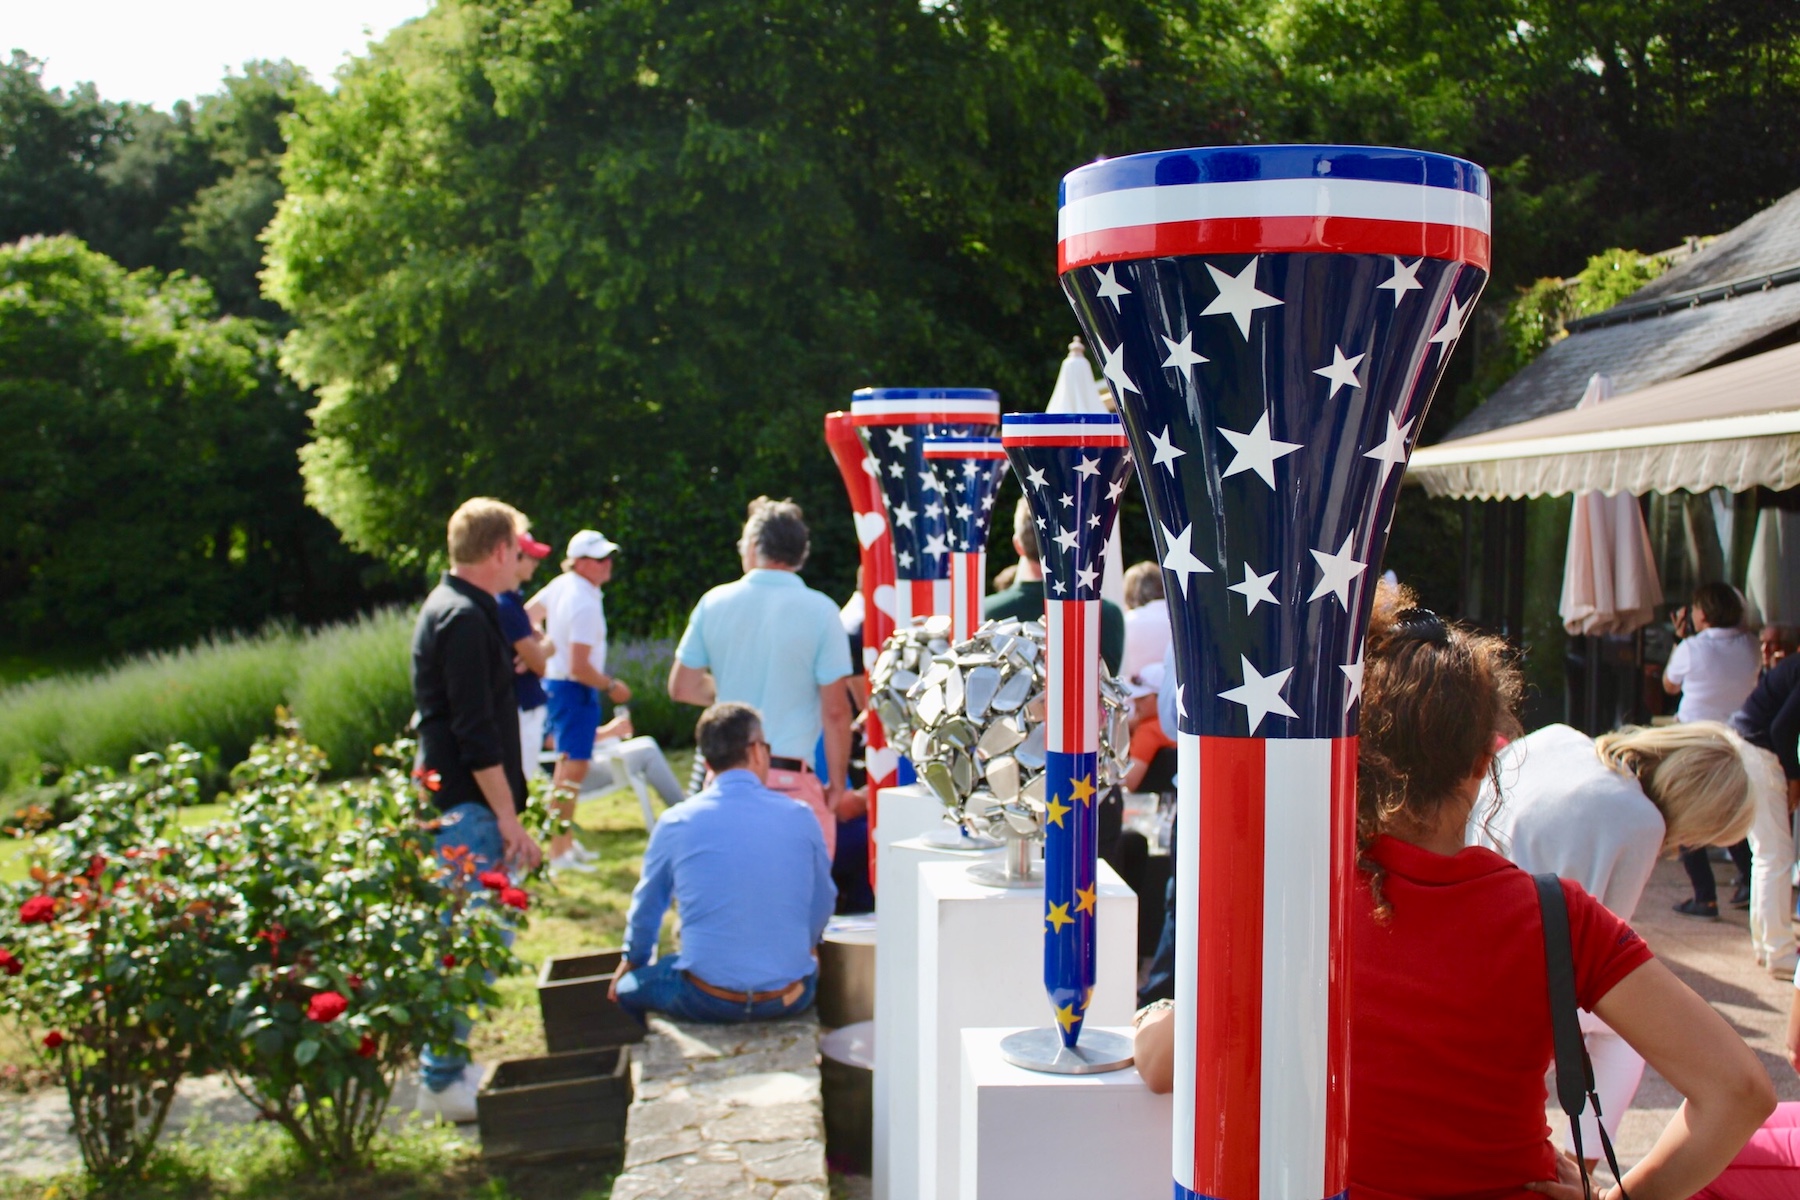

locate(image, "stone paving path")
[[0, 1071, 465, 1177], [608, 1014, 828, 1200]]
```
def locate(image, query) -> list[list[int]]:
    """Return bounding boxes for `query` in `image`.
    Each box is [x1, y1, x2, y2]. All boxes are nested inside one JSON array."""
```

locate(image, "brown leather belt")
[[684, 971, 807, 1006], [768, 755, 809, 773]]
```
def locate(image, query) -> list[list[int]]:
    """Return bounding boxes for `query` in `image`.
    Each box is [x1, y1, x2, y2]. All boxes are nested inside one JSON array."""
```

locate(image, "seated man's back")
[[616, 701, 836, 1022], [646, 772, 832, 992]]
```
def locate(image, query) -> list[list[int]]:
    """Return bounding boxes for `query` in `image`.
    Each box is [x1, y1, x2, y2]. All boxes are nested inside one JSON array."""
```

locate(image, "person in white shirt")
[[1120, 561, 1172, 694], [1469, 720, 1755, 1165], [528, 530, 632, 871], [1665, 582, 1763, 921], [1665, 583, 1761, 723]]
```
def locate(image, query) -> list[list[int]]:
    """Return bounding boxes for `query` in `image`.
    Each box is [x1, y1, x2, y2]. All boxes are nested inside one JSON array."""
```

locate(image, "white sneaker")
[[549, 851, 594, 873], [415, 1065, 483, 1124], [1769, 952, 1800, 981], [569, 842, 598, 863]]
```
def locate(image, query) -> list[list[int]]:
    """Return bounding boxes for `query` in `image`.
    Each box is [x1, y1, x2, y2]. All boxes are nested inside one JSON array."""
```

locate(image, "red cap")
[[518, 534, 552, 559]]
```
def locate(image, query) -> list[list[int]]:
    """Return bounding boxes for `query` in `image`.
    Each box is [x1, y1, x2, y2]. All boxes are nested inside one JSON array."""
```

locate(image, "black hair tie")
[[1391, 606, 1450, 645]]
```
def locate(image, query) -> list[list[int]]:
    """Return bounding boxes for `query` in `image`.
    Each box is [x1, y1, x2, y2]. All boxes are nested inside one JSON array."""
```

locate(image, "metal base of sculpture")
[[999, 1026, 1133, 1075], [966, 836, 1040, 888]]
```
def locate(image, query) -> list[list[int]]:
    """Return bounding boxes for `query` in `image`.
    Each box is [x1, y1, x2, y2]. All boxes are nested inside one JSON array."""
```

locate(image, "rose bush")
[[199, 727, 526, 1169], [0, 746, 237, 1180]]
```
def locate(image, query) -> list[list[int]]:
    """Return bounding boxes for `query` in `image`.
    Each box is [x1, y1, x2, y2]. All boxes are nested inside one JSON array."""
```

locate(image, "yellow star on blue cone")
[[1045, 794, 1071, 827], [1055, 1002, 1081, 1033], [1074, 883, 1097, 915], [1069, 774, 1096, 805], [1045, 902, 1074, 933]]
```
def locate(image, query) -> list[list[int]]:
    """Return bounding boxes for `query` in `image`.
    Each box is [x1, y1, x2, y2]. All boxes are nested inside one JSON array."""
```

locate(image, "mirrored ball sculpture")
[[1058, 145, 1490, 1200]]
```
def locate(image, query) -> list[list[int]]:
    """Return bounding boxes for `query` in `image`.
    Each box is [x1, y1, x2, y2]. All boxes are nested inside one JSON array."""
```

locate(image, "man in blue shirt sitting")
[[611, 702, 836, 1023]]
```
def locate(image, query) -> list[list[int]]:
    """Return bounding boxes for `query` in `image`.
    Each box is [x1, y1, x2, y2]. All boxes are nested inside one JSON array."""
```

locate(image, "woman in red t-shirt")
[[1138, 584, 1775, 1200]]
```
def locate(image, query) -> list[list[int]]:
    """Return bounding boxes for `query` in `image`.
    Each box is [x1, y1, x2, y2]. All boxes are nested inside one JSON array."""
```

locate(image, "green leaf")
[[294, 1039, 321, 1066]]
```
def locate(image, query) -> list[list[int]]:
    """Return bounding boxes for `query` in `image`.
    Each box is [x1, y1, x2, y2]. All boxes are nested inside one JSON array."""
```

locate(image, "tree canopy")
[[0, 236, 399, 649], [266, 0, 1800, 628]]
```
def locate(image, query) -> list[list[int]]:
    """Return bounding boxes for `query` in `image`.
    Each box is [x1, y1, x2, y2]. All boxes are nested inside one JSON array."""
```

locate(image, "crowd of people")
[[408, 492, 1800, 1194]]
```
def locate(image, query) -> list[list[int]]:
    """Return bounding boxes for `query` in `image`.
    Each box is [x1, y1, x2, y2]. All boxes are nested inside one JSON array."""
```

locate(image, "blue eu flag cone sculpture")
[[1058, 146, 1490, 1199], [998, 412, 1135, 1074]]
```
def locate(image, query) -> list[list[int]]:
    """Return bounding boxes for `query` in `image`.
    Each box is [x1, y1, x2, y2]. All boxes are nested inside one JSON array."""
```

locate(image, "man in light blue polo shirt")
[[669, 496, 853, 855]]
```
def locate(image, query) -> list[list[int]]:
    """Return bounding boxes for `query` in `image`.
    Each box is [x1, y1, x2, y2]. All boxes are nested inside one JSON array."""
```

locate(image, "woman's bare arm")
[[1588, 959, 1775, 1200], [1134, 1007, 1175, 1094]]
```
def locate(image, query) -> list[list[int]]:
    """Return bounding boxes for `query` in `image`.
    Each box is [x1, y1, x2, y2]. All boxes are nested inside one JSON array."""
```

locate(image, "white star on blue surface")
[[1219, 413, 1302, 489], [1219, 655, 1297, 734], [1200, 258, 1283, 339], [1228, 562, 1280, 613], [1094, 263, 1132, 311], [1158, 522, 1212, 598], [1308, 534, 1367, 609]]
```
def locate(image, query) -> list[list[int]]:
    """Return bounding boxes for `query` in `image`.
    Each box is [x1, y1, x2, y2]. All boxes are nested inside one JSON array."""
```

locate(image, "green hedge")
[[0, 608, 697, 799]]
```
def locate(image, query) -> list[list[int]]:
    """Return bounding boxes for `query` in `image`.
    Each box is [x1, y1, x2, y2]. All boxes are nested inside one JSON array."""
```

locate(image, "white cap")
[[565, 529, 620, 560]]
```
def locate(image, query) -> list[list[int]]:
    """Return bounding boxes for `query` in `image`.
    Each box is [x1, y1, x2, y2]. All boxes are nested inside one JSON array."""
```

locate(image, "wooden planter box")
[[537, 949, 645, 1053], [477, 1046, 632, 1160]]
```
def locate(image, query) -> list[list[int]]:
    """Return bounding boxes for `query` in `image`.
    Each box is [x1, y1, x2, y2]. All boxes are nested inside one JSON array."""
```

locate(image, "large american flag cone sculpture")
[[920, 437, 1009, 642], [851, 389, 1002, 631], [1000, 412, 1135, 1071], [1058, 146, 1490, 1198], [825, 411, 899, 882]]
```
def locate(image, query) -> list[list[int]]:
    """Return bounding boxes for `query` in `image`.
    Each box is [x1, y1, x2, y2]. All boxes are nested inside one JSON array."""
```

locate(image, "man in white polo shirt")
[[668, 497, 853, 855], [529, 529, 632, 871]]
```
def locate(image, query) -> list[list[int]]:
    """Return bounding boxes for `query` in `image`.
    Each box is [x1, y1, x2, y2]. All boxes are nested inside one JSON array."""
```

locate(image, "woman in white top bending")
[[1469, 721, 1755, 1165]]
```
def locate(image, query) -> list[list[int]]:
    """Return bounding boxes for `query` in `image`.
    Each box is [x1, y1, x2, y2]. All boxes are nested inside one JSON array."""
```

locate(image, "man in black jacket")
[[412, 496, 544, 1121], [1731, 650, 1800, 979]]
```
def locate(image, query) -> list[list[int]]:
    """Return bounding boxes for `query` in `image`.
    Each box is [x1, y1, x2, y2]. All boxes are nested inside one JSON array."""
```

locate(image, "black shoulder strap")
[[1534, 873, 1631, 1200]]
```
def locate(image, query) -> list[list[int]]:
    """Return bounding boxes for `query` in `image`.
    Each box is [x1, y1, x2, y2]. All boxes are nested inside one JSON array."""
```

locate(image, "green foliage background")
[[4, 0, 1800, 653], [265, 0, 1800, 631]]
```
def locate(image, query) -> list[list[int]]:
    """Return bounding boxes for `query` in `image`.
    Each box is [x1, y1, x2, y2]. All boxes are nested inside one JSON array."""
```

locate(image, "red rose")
[[86, 855, 106, 879], [356, 1034, 377, 1059], [412, 766, 442, 793], [306, 991, 349, 1023], [42, 1031, 64, 1050], [257, 925, 288, 944], [477, 870, 510, 890], [498, 887, 529, 912], [18, 896, 55, 925], [0, 949, 20, 976], [441, 953, 457, 968], [345, 974, 363, 992]]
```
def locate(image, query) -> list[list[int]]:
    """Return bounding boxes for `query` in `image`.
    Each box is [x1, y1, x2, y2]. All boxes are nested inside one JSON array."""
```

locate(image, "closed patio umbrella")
[[1559, 374, 1664, 636]]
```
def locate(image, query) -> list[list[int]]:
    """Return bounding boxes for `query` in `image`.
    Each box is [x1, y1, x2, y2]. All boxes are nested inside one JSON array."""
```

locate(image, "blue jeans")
[[614, 958, 818, 1024], [422, 803, 507, 1091]]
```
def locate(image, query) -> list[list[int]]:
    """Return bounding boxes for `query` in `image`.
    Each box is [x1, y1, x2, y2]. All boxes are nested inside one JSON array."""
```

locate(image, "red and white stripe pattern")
[[1058, 165, 1490, 275], [848, 396, 1004, 425], [1043, 599, 1099, 756], [1173, 734, 1354, 1200], [948, 552, 986, 644], [892, 578, 952, 629]]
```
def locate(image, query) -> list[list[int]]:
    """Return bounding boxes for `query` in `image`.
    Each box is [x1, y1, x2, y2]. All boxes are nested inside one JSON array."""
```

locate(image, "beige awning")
[[1408, 340, 1800, 498]]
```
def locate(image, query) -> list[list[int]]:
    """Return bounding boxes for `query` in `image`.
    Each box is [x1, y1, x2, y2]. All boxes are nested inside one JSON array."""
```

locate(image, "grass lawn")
[[0, 757, 691, 1199]]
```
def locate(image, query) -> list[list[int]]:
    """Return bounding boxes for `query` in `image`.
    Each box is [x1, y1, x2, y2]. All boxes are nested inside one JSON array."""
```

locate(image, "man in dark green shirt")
[[983, 497, 1125, 674]]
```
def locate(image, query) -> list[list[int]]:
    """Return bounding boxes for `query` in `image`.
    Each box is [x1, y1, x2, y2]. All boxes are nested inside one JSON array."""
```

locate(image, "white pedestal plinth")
[[918, 860, 1137, 1200], [873, 828, 1000, 1200], [874, 781, 951, 853], [959, 1026, 1171, 1200]]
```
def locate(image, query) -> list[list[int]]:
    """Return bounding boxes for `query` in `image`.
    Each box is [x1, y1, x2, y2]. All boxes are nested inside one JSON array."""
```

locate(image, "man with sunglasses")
[[611, 702, 836, 1023]]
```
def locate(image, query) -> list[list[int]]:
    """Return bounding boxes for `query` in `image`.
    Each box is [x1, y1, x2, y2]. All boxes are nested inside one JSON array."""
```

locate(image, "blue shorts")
[[545, 679, 604, 761]]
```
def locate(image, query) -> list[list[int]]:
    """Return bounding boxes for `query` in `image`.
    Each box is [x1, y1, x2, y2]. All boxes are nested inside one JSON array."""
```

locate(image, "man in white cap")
[[529, 529, 632, 871]]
